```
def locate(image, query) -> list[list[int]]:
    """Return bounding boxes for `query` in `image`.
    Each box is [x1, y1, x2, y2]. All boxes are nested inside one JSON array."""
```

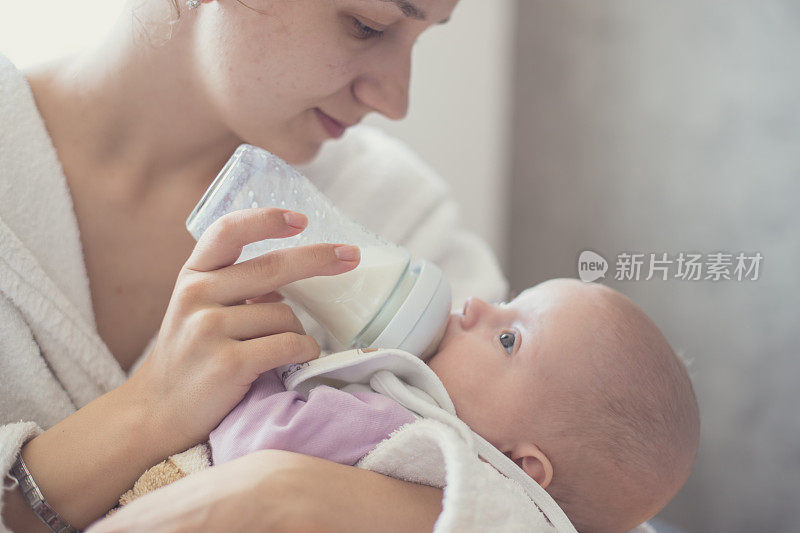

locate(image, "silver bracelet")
[[8, 452, 77, 533]]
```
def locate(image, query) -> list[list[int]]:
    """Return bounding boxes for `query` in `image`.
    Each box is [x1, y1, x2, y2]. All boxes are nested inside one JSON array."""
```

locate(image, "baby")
[[120, 278, 700, 533], [426, 278, 700, 532]]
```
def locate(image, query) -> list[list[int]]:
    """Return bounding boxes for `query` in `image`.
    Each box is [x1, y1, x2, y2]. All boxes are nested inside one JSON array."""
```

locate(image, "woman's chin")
[[272, 139, 324, 166]]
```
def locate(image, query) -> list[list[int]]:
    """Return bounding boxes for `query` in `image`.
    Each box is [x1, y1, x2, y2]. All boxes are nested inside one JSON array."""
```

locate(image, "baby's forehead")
[[508, 278, 597, 309], [507, 280, 627, 334]]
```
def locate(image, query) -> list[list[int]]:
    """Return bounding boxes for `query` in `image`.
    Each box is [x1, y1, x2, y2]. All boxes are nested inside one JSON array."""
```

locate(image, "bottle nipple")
[[419, 318, 449, 361]]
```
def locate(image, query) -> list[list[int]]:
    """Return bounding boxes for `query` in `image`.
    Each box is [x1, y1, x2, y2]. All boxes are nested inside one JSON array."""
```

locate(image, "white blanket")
[[361, 419, 655, 533], [360, 418, 566, 532]]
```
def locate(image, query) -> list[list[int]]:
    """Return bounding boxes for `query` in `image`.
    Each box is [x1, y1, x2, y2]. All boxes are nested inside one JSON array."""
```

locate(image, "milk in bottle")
[[186, 144, 451, 358]]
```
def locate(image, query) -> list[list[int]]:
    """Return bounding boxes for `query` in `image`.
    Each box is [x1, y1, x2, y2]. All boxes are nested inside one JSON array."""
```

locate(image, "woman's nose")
[[351, 45, 411, 120], [461, 297, 493, 330]]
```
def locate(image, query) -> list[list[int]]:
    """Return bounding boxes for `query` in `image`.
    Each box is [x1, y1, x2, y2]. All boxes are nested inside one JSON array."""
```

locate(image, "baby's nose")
[[461, 297, 492, 329]]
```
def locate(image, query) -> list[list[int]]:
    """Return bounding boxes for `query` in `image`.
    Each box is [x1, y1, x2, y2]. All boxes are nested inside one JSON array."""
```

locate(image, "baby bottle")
[[185, 144, 451, 359]]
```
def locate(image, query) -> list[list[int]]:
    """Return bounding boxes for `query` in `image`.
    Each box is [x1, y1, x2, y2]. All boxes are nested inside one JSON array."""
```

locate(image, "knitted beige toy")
[[110, 443, 212, 513]]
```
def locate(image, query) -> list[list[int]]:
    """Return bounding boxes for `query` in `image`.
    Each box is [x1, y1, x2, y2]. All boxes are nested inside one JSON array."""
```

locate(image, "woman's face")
[[191, 0, 458, 164]]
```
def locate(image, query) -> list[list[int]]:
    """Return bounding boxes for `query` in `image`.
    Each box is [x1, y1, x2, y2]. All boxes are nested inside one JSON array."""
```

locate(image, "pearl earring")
[[187, 0, 201, 9]]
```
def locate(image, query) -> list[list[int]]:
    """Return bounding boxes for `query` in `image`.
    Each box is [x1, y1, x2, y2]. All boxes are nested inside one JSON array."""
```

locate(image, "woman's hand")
[[126, 207, 360, 450], [6, 208, 361, 530], [86, 450, 444, 533]]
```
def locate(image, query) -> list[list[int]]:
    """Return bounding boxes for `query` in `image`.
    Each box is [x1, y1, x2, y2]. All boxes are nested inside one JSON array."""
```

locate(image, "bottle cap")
[[368, 259, 452, 360]]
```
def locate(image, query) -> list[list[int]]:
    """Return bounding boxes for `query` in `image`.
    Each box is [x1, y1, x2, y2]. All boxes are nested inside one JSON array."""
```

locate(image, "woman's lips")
[[314, 108, 346, 139]]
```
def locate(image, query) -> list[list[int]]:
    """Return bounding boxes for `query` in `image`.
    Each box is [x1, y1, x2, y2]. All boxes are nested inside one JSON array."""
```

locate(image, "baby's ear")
[[511, 443, 554, 488]]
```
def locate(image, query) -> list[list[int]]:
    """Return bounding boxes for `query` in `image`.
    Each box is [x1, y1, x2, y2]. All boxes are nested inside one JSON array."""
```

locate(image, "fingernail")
[[334, 244, 360, 262], [283, 211, 307, 229]]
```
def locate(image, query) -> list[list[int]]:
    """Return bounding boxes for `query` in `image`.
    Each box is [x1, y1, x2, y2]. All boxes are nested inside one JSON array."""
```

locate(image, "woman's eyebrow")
[[382, 0, 426, 20], [380, 0, 450, 24]]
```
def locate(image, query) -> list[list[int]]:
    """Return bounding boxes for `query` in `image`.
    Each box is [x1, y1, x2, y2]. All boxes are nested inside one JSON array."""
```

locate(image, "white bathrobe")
[[0, 53, 510, 531]]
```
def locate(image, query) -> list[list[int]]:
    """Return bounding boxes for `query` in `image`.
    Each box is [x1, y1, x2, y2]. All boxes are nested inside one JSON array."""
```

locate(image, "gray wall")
[[509, 2, 799, 532]]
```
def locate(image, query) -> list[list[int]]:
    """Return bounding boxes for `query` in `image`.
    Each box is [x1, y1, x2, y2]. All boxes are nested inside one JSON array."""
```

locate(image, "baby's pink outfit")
[[209, 369, 416, 466]]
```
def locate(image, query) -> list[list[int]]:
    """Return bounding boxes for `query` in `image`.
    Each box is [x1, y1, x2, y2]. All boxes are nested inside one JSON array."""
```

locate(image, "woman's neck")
[[25, 2, 241, 199]]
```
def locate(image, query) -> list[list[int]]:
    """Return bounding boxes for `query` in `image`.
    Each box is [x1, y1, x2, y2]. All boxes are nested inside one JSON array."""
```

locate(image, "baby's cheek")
[[430, 354, 486, 416], [428, 349, 467, 397]]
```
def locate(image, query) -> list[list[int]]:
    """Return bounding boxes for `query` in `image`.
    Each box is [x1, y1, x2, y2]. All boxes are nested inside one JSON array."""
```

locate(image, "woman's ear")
[[510, 443, 553, 488]]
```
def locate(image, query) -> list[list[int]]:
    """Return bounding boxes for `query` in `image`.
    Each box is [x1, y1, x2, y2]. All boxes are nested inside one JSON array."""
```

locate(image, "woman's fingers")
[[245, 291, 283, 304], [184, 207, 308, 273], [180, 206, 360, 306], [223, 302, 306, 340], [235, 332, 321, 377], [201, 242, 360, 306]]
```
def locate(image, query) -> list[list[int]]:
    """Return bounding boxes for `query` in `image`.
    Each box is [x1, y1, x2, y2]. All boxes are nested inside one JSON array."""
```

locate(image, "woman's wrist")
[[115, 366, 193, 452], [2, 472, 50, 533], [18, 382, 185, 529]]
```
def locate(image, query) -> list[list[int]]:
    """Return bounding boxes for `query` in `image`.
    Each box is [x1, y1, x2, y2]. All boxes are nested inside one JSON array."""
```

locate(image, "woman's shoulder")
[[0, 52, 20, 88], [0, 53, 101, 352], [0, 53, 64, 183], [0, 53, 40, 136], [0, 52, 72, 219]]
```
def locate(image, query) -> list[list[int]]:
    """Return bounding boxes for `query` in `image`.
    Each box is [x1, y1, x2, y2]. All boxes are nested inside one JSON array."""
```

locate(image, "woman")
[[0, 0, 508, 530]]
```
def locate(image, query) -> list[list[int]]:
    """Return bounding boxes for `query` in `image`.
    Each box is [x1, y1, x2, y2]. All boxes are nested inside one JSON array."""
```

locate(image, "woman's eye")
[[499, 332, 516, 355], [350, 17, 384, 40]]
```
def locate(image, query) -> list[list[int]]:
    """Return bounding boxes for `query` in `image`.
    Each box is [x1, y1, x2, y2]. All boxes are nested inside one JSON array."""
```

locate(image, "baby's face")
[[427, 278, 601, 451]]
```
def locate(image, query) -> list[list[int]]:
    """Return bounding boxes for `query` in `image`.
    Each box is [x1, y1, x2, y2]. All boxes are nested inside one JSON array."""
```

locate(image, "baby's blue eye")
[[499, 332, 516, 355]]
